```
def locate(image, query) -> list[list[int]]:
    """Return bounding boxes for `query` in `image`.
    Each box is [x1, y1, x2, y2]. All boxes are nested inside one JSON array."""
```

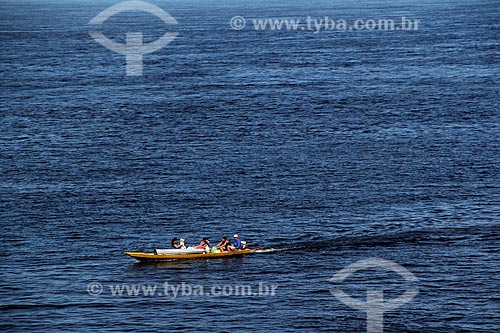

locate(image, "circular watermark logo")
[[230, 16, 246, 30], [330, 258, 419, 333], [88, 1, 178, 76], [87, 282, 103, 296]]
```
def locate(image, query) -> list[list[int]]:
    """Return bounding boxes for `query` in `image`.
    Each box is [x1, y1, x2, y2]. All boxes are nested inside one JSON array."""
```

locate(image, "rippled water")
[[1, 0, 499, 332]]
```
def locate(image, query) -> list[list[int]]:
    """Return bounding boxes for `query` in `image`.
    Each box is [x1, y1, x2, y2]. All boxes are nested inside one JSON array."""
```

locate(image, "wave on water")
[[0, 302, 116, 311]]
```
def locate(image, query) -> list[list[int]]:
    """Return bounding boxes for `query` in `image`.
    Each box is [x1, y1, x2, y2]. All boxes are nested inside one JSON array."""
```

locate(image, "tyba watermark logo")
[[89, 1, 178, 76], [330, 258, 419, 333]]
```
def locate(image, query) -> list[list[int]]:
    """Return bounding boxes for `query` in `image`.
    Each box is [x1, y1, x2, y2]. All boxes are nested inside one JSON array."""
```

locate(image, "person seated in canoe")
[[215, 236, 230, 252], [179, 238, 187, 249], [228, 234, 243, 251], [171, 237, 182, 249], [194, 237, 210, 251], [241, 241, 247, 249]]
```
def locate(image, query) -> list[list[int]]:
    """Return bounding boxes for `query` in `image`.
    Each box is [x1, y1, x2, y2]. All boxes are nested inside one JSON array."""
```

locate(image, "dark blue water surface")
[[1, 0, 499, 332]]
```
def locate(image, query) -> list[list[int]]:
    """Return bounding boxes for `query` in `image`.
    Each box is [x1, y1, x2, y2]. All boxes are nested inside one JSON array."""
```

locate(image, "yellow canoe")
[[124, 248, 252, 262]]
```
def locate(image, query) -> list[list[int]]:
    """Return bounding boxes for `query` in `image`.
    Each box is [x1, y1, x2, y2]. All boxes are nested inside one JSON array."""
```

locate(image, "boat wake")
[[252, 246, 305, 253], [252, 225, 500, 254], [253, 248, 282, 253]]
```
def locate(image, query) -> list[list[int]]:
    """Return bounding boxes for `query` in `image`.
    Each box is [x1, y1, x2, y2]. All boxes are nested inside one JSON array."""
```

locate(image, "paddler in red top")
[[194, 237, 210, 250]]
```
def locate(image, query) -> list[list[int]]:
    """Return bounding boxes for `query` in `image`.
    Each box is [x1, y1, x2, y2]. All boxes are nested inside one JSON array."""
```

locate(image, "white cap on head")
[[233, 234, 238, 238], [241, 241, 246, 245]]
